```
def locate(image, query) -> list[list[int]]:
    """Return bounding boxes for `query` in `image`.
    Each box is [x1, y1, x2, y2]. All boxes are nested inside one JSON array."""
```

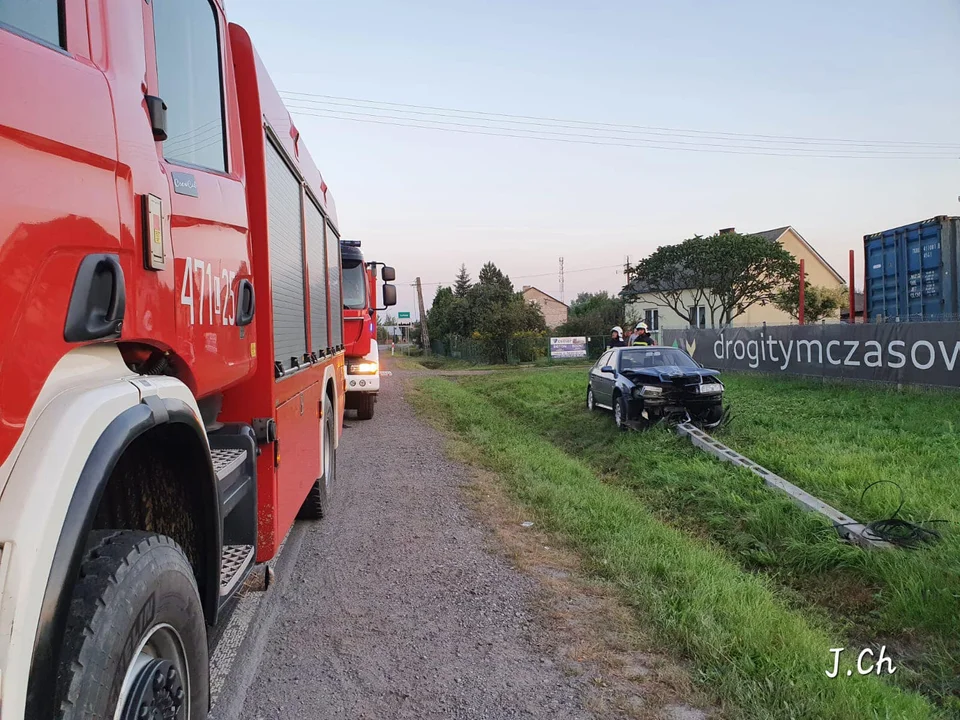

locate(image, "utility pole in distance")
[[415, 277, 431, 354]]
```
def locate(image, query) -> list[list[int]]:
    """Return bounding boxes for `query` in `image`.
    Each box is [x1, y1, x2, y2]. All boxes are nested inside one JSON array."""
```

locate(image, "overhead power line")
[[415, 263, 623, 288], [284, 106, 955, 160], [279, 90, 960, 157]]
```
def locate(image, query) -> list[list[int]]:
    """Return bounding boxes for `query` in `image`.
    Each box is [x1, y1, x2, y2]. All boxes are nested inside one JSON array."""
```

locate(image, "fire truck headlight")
[[349, 361, 379, 375]]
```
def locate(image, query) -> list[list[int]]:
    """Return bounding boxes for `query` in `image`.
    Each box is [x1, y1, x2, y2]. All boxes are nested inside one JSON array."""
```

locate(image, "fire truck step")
[[212, 447, 247, 481], [220, 544, 256, 598]]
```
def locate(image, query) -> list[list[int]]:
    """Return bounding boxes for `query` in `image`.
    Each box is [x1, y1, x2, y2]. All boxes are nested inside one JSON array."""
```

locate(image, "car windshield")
[[618, 347, 698, 371]]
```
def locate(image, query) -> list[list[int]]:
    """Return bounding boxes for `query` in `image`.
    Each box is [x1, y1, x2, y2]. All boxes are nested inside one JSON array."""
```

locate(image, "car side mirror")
[[381, 283, 397, 307], [381, 266, 396, 282], [601, 365, 615, 375]]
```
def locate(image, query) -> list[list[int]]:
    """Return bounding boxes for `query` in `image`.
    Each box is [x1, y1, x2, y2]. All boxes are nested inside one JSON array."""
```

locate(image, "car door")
[[592, 350, 615, 407], [589, 352, 607, 405]]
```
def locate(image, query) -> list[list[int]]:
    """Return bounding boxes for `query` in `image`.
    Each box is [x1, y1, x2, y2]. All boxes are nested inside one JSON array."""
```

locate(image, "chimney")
[[522, 285, 531, 292], [719, 227, 735, 235]]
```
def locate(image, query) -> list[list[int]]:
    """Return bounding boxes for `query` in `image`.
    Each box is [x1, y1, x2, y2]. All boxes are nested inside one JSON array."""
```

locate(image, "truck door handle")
[[64, 254, 126, 342], [236, 278, 255, 327]]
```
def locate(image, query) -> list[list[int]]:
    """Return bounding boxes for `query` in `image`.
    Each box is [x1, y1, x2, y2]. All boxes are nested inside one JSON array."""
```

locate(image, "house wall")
[[626, 289, 707, 330], [522, 288, 568, 328]]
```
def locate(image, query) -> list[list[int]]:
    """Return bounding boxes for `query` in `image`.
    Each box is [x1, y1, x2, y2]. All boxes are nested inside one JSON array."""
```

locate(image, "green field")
[[409, 368, 960, 718]]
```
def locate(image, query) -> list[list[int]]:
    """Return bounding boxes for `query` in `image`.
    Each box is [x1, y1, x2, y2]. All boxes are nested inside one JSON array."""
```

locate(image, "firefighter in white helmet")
[[631, 321, 655, 346], [608, 326, 626, 348]]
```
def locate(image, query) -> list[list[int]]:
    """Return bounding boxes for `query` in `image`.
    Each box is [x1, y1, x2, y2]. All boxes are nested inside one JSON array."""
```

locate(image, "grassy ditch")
[[444, 369, 960, 712], [411, 376, 935, 718]]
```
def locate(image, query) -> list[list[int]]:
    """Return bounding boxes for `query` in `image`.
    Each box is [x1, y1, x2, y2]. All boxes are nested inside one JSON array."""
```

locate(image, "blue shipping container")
[[863, 217, 960, 321]]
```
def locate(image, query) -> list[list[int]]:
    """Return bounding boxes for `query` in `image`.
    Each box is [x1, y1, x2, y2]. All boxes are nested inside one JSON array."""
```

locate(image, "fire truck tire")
[[55, 530, 209, 720], [298, 396, 336, 519], [355, 393, 375, 420]]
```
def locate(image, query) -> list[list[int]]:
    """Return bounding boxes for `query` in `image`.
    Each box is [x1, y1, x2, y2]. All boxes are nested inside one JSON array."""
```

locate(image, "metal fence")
[[430, 335, 618, 365]]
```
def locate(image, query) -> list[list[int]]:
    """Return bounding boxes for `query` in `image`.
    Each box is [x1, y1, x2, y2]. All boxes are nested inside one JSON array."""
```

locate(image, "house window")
[[690, 306, 706, 329], [153, 0, 227, 172], [644, 309, 659, 331]]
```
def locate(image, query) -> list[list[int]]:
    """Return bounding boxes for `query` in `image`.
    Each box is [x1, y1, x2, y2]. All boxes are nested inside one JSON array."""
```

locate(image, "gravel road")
[[211, 369, 595, 720]]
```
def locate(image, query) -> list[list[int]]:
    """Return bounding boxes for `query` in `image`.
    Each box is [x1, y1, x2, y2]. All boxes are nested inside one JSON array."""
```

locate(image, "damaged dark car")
[[586, 346, 726, 430]]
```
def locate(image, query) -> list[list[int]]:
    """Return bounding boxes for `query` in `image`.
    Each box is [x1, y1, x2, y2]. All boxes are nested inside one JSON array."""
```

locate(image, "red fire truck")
[[0, 3, 394, 718], [341, 240, 397, 420]]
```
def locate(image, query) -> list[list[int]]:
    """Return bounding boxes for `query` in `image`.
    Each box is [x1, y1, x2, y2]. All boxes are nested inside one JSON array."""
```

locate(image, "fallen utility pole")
[[415, 276, 431, 354], [674, 422, 891, 550]]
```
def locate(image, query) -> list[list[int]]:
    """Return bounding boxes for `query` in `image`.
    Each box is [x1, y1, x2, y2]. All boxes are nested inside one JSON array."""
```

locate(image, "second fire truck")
[[341, 240, 396, 420]]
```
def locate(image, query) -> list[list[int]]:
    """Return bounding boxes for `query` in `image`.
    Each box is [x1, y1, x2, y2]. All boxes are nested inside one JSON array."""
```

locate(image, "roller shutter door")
[[305, 198, 329, 352], [265, 138, 307, 369], [326, 221, 343, 348]]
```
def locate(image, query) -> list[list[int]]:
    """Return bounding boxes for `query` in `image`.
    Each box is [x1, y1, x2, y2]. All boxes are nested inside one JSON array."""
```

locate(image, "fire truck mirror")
[[381, 266, 396, 282], [382, 283, 398, 307]]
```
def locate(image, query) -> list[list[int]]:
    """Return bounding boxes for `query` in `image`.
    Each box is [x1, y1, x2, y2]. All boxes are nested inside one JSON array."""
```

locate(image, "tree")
[[426, 286, 455, 341], [704, 232, 799, 326], [426, 261, 547, 363], [774, 282, 846, 323], [626, 232, 800, 328], [377, 313, 397, 344], [453, 264, 472, 297], [557, 291, 624, 337], [626, 236, 714, 327]]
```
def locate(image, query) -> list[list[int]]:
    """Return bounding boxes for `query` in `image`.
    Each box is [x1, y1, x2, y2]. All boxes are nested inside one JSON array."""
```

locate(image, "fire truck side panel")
[[0, 9, 121, 467], [327, 222, 344, 348], [274, 381, 323, 535], [306, 198, 330, 352], [227, 23, 345, 562], [264, 137, 308, 369]]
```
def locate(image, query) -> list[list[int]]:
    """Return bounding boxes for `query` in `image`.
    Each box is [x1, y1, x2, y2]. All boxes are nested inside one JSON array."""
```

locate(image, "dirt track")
[[210, 368, 595, 719]]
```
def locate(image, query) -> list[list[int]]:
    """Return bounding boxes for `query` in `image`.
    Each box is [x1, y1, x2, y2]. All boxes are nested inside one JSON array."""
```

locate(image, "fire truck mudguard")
[[25, 389, 223, 720]]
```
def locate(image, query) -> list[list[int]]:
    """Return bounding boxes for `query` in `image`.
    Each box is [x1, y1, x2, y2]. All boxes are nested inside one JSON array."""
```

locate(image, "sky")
[[227, 0, 960, 319]]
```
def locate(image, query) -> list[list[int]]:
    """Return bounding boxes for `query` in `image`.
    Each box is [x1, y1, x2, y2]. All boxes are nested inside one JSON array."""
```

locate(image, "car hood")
[[622, 366, 721, 383]]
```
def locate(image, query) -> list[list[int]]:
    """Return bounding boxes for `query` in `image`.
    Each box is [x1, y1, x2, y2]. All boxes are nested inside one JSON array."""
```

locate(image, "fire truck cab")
[[341, 241, 397, 420], [0, 1, 376, 718]]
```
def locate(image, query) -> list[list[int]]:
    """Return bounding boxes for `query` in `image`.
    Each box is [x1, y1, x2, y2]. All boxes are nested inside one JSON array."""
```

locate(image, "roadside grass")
[[410, 377, 935, 719], [436, 369, 960, 714]]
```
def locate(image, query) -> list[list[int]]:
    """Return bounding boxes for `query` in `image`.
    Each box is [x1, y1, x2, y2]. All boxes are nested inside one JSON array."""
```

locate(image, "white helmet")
[[635, 321, 648, 331], [612, 326, 624, 337]]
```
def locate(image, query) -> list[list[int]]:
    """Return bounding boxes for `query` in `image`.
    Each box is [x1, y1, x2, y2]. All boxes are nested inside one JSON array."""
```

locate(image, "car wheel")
[[586, 386, 596, 411], [55, 531, 208, 720], [613, 393, 628, 431]]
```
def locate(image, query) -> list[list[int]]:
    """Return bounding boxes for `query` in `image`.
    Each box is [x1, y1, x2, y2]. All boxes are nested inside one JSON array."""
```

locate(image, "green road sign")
[[398, 311, 411, 319]]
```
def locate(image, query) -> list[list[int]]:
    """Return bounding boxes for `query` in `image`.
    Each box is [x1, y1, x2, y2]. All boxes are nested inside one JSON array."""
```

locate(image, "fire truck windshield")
[[342, 260, 368, 310]]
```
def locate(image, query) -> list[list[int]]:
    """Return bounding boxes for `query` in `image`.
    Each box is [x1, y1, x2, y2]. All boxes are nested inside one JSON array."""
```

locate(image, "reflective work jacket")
[[632, 333, 655, 346]]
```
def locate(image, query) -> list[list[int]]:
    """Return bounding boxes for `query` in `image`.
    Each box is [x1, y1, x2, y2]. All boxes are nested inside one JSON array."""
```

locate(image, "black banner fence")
[[662, 322, 960, 388]]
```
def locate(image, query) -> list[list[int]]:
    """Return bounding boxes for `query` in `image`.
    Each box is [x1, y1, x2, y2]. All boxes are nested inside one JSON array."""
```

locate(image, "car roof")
[[615, 345, 671, 352]]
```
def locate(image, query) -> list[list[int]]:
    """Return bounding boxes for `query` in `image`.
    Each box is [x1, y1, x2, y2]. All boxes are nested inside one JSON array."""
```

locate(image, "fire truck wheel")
[[355, 393, 375, 420], [55, 531, 209, 720], [298, 396, 336, 519]]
